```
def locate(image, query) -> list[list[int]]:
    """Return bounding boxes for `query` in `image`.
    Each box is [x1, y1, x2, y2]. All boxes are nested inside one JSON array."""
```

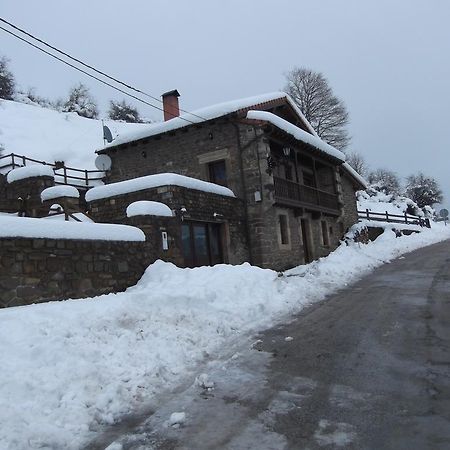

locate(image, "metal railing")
[[273, 176, 340, 211], [358, 209, 431, 228], [0, 153, 104, 188]]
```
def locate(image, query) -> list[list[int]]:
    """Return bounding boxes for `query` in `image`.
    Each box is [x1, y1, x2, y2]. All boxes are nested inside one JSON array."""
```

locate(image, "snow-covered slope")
[[0, 100, 148, 170]]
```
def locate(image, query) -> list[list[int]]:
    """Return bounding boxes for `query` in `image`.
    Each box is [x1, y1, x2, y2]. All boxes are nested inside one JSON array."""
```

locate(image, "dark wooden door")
[[181, 222, 223, 267], [300, 219, 312, 264]]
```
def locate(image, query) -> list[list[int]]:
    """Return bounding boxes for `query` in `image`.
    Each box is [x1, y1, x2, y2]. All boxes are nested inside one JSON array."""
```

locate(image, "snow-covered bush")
[[404, 172, 443, 208], [108, 99, 143, 123], [0, 56, 15, 100], [62, 83, 99, 119], [13, 88, 53, 109]]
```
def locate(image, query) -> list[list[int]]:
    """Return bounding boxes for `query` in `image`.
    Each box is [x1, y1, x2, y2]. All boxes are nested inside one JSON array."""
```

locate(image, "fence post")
[[404, 212, 408, 224], [22, 155, 26, 166], [64, 167, 67, 184], [85, 169, 89, 187], [11, 153, 15, 168], [426, 218, 431, 228], [366, 208, 370, 220], [386, 211, 389, 222]]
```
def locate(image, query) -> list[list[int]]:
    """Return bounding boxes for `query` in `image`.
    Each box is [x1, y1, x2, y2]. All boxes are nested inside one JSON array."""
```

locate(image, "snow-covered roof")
[[41, 185, 80, 202], [246, 110, 345, 161], [0, 215, 145, 241], [342, 162, 368, 189], [6, 165, 55, 183], [126, 201, 173, 218], [99, 92, 317, 151], [85, 173, 235, 202]]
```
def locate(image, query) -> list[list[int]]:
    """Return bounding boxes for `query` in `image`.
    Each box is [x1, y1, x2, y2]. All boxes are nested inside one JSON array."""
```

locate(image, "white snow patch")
[[0, 99, 147, 170], [246, 110, 345, 161], [41, 185, 80, 201], [6, 165, 54, 183], [0, 215, 145, 241], [85, 172, 235, 202], [0, 224, 449, 448], [168, 412, 186, 427], [195, 373, 215, 390], [314, 419, 356, 447], [284, 336, 294, 342], [126, 200, 173, 218]]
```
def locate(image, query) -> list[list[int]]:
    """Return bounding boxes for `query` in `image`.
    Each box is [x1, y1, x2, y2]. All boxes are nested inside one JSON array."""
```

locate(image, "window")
[[321, 220, 330, 246], [279, 214, 289, 245], [208, 160, 227, 186]]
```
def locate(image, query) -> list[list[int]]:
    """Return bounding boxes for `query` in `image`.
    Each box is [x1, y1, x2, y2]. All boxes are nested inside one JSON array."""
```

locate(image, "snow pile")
[[41, 185, 80, 202], [1, 225, 450, 448], [126, 200, 173, 218], [6, 165, 54, 183], [101, 91, 317, 150], [357, 187, 423, 217], [0, 99, 147, 170], [0, 215, 145, 241], [85, 173, 235, 202], [246, 110, 345, 161]]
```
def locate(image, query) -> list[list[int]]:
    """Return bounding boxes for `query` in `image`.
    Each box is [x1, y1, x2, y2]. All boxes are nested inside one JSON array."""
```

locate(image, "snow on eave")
[[41, 185, 80, 202], [97, 92, 316, 153], [85, 173, 235, 202], [246, 110, 345, 162], [0, 216, 145, 241], [126, 201, 173, 218], [342, 162, 368, 189]]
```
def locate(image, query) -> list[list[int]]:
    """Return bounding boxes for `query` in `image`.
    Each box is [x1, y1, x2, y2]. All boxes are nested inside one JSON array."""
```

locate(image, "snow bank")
[[85, 173, 235, 202], [357, 188, 423, 216], [41, 185, 80, 201], [1, 224, 449, 449], [6, 165, 54, 183], [0, 99, 147, 170], [101, 91, 316, 150], [0, 216, 145, 241], [246, 110, 345, 161], [126, 200, 173, 218]]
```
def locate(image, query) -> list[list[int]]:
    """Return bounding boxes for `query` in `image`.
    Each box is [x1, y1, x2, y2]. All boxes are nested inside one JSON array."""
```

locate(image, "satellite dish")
[[103, 125, 114, 143], [95, 154, 112, 171]]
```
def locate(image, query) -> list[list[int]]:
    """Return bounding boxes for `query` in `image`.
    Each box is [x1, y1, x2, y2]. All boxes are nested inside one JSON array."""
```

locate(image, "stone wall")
[[0, 238, 153, 308]]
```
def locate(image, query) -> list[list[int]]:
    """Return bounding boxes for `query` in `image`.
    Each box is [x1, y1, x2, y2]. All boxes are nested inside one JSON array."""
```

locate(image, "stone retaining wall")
[[0, 237, 154, 308]]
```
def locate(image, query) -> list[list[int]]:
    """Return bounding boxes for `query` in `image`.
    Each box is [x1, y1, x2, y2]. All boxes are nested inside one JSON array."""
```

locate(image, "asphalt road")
[[87, 239, 450, 450]]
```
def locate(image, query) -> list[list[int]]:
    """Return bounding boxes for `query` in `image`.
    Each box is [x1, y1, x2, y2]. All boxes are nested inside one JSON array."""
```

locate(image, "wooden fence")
[[0, 153, 104, 188], [358, 209, 431, 228]]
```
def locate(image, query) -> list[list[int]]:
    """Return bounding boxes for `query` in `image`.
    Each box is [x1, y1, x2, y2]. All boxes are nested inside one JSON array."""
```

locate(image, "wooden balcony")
[[273, 176, 340, 214]]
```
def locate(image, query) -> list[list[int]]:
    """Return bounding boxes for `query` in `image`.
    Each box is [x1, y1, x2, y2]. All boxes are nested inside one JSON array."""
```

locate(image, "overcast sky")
[[1, 0, 449, 206]]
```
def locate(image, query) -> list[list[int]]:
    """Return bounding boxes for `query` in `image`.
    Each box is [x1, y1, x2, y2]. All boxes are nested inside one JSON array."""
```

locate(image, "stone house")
[[91, 91, 365, 271]]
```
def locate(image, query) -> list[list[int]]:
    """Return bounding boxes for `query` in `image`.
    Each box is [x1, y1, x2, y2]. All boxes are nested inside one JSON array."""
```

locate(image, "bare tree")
[[346, 151, 369, 177], [0, 56, 15, 100], [62, 83, 99, 119], [284, 67, 350, 150], [368, 168, 401, 196], [404, 172, 443, 208]]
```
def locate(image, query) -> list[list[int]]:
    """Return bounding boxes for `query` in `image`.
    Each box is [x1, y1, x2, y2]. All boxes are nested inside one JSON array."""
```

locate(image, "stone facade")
[[0, 237, 152, 308], [88, 184, 249, 267]]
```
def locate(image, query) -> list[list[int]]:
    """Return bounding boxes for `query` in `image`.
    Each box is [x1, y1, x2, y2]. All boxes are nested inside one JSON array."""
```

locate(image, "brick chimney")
[[162, 89, 180, 121]]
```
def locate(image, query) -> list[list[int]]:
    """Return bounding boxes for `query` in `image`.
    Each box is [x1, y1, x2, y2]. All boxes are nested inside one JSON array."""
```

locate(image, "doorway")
[[181, 221, 223, 267], [300, 219, 313, 264]]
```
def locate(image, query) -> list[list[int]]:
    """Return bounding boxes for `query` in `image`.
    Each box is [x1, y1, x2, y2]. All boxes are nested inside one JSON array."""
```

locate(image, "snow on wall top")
[[41, 185, 80, 202], [0, 215, 145, 241], [342, 162, 368, 188], [100, 92, 317, 150], [126, 201, 173, 218], [0, 99, 147, 170], [6, 165, 55, 183], [246, 110, 345, 161], [85, 173, 235, 202]]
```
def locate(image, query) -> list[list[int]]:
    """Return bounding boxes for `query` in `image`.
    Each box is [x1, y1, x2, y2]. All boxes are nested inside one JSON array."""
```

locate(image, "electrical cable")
[[0, 18, 206, 122]]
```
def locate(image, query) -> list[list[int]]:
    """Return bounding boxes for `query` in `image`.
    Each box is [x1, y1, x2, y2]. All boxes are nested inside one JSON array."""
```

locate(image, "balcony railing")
[[273, 176, 340, 212]]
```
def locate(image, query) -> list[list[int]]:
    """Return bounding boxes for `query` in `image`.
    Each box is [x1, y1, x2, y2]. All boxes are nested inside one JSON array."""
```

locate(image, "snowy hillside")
[[0, 100, 148, 170]]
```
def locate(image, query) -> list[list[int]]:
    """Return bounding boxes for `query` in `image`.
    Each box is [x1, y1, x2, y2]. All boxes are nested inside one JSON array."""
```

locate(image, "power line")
[[0, 19, 206, 123]]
